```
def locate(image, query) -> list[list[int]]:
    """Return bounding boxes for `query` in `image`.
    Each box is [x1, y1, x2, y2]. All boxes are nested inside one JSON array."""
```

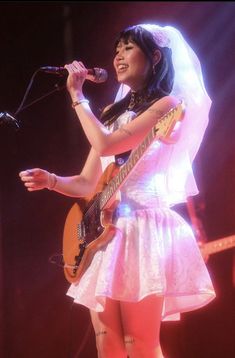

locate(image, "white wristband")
[[71, 99, 89, 108]]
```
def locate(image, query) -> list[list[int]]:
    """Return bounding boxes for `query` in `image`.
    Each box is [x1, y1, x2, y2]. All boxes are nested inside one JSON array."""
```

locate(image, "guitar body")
[[63, 162, 120, 284]]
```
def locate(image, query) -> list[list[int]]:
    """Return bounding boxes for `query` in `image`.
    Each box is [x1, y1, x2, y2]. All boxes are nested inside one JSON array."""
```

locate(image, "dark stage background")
[[0, 2, 235, 358]]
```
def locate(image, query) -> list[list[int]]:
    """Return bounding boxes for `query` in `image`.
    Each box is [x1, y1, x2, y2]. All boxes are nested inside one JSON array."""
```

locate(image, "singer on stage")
[[19, 23, 215, 358]]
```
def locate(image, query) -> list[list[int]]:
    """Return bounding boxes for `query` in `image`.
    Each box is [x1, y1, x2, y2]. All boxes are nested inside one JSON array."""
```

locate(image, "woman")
[[19, 24, 215, 358]]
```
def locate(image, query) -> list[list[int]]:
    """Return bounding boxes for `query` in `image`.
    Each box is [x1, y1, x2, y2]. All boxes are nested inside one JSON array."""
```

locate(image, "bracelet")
[[47, 173, 57, 190], [71, 99, 89, 108]]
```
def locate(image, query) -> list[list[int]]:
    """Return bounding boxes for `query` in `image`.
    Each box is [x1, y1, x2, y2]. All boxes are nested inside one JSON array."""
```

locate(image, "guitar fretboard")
[[100, 127, 156, 210], [99, 103, 184, 210], [201, 235, 235, 255]]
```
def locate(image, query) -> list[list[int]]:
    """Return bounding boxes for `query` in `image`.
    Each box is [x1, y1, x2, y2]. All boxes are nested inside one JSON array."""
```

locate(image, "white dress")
[[67, 109, 215, 321]]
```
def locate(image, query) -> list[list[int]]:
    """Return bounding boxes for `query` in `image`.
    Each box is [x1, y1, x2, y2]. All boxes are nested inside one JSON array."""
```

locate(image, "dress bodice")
[[101, 109, 199, 208]]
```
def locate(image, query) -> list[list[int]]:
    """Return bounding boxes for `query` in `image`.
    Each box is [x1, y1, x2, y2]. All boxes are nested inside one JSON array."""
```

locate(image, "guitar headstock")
[[153, 101, 185, 142]]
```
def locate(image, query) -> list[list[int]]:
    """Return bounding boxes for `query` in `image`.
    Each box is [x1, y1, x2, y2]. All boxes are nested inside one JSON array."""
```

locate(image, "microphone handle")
[[40, 66, 95, 76], [40, 66, 107, 83]]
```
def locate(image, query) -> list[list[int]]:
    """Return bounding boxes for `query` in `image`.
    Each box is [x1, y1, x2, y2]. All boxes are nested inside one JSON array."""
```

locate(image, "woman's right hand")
[[64, 60, 88, 102], [19, 168, 52, 191]]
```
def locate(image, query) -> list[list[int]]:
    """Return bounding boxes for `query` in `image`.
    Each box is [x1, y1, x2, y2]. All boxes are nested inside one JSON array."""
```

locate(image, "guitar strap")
[[114, 148, 131, 166]]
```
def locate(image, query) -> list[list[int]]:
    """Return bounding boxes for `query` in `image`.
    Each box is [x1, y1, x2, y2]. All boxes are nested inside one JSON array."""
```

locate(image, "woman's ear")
[[153, 49, 162, 66]]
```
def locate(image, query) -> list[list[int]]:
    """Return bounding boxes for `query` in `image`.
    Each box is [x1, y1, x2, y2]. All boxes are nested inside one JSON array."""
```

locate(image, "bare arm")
[[65, 61, 180, 157], [19, 147, 102, 198], [76, 96, 179, 155], [72, 95, 179, 156]]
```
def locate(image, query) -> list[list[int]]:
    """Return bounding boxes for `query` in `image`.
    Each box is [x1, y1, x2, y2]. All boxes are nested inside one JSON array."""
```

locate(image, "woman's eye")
[[114, 45, 133, 56]]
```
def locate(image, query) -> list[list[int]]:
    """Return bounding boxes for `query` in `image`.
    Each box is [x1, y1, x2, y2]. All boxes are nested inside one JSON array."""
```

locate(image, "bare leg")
[[120, 295, 165, 358], [90, 298, 127, 358]]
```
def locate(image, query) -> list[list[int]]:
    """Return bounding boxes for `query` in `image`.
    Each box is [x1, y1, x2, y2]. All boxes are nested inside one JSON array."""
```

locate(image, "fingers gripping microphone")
[[40, 66, 108, 83]]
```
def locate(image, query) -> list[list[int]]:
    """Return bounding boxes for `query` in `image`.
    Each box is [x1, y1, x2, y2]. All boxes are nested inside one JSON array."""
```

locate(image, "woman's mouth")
[[117, 64, 128, 73]]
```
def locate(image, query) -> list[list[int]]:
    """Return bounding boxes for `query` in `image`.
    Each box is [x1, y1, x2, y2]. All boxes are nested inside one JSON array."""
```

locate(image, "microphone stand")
[[0, 68, 66, 131]]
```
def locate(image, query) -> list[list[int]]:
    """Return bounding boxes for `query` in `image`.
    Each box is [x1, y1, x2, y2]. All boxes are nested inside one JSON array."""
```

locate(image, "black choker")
[[127, 90, 152, 111]]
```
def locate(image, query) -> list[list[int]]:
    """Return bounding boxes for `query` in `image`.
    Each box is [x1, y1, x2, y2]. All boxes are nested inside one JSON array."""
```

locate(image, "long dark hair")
[[101, 25, 174, 126]]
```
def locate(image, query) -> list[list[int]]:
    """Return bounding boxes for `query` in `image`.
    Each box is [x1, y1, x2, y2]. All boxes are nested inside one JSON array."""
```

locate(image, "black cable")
[[68, 302, 94, 358], [14, 69, 66, 117], [14, 69, 41, 116], [1, 69, 66, 131]]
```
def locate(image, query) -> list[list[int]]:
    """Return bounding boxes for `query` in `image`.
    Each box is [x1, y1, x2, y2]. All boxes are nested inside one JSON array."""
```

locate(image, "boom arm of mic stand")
[[1, 69, 66, 131], [14, 69, 66, 116]]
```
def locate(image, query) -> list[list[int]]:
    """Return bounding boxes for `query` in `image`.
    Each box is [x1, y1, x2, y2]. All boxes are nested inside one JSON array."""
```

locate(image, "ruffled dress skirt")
[[67, 141, 215, 320]]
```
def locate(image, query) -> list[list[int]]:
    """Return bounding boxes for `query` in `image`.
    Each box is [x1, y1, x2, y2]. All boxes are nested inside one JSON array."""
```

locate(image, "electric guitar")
[[199, 234, 235, 261], [186, 196, 235, 261], [63, 102, 185, 284]]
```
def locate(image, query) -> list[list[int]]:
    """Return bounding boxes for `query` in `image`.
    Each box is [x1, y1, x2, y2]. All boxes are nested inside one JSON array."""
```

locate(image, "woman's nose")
[[116, 55, 124, 65], [116, 50, 124, 60]]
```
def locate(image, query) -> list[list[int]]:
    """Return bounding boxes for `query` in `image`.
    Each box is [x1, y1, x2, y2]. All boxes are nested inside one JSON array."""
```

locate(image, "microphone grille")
[[93, 68, 108, 83]]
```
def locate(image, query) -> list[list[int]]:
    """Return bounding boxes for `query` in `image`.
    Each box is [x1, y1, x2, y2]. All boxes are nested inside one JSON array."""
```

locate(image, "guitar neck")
[[100, 127, 156, 209], [99, 102, 184, 210], [200, 234, 235, 256]]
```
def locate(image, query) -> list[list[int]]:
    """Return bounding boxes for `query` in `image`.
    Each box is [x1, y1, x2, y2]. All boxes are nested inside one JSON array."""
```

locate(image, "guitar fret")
[[132, 135, 149, 163], [206, 238, 235, 253], [100, 189, 107, 208], [100, 180, 116, 208], [117, 170, 125, 186], [105, 186, 114, 202], [120, 165, 128, 180], [132, 149, 140, 164], [200, 235, 235, 257], [115, 173, 121, 187], [100, 134, 154, 209]]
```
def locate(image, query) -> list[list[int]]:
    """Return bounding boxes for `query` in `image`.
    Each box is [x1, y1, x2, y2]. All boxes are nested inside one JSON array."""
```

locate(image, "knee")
[[124, 334, 163, 358], [95, 330, 126, 358]]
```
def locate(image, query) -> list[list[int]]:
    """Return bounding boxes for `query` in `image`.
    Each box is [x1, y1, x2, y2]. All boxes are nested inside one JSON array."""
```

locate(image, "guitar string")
[[81, 106, 180, 226], [81, 128, 162, 222], [82, 193, 103, 229]]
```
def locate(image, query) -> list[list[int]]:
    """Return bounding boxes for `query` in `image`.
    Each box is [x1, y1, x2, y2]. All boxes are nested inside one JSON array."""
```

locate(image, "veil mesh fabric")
[[114, 24, 212, 205]]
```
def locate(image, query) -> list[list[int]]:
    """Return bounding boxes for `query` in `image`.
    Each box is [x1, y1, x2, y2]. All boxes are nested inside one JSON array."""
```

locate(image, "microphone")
[[40, 66, 108, 83]]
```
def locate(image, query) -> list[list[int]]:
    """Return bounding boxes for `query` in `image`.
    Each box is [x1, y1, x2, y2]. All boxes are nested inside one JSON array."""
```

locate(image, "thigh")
[[90, 297, 124, 335], [120, 295, 164, 345]]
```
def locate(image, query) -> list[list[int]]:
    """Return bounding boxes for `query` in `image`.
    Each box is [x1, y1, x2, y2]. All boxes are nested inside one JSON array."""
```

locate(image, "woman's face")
[[113, 39, 152, 91]]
